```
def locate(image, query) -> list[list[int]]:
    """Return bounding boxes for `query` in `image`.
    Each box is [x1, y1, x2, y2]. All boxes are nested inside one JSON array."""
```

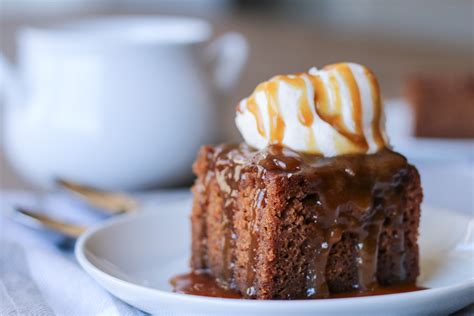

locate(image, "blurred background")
[[0, 3, 473, 314], [0, 0, 473, 198]]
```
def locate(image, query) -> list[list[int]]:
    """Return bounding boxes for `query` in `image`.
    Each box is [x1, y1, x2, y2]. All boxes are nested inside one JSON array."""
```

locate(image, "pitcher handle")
[[205, 32, 248, 97]]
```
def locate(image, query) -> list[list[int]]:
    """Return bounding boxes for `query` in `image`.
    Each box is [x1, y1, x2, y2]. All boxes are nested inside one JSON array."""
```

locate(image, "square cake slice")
[[190, 144, 422, 299]]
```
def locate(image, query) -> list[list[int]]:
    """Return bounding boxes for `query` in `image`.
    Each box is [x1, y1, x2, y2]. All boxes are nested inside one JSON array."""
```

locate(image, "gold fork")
[[11, 180, 139, 242], [12, 206, 87, 239], [56, 179, 139, 214]]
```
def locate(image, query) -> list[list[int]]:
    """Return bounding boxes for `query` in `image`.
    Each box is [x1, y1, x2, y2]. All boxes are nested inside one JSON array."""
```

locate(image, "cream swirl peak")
[[235, 62, 390, 156]]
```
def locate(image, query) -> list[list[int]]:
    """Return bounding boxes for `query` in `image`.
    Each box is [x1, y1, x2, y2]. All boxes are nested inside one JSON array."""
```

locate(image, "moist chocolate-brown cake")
[[191, 144, 422, 299], [404, 74, 474, 138]]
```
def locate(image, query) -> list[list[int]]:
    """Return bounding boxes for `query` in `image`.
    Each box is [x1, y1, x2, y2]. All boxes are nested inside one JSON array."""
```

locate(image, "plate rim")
[[75, 200, 474, 308]]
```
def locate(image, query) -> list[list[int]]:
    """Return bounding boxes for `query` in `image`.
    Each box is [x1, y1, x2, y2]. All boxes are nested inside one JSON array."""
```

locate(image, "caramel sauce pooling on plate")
[[171, 272, 426, 299]]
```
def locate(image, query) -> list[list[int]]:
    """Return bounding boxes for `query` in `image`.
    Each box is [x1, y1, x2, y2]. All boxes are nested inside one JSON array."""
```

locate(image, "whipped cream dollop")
[[235, 63, 390, 156]]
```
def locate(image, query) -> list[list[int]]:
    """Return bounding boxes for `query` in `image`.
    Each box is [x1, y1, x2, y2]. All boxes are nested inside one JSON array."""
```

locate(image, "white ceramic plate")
[[76, 199, 474, 316]]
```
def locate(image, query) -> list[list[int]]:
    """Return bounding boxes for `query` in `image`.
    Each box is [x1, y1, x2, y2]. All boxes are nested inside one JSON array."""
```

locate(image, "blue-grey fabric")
[[0, 241, 54, 316], [0, 191, 187, 315]]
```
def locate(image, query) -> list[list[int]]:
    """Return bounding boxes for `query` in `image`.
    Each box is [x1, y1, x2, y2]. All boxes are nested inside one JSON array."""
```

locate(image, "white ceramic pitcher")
[[0, 16, 247, 190]]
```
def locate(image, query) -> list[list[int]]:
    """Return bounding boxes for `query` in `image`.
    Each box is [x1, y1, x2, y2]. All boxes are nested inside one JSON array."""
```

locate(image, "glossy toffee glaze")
[[191, 143, 413, 299], [237, 63, 385, 154], [171, 271, 426, 299]]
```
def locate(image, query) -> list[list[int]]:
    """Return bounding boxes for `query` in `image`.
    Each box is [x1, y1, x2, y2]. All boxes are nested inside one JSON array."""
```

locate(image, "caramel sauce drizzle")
[[364, 68, 385, 149], [356, 220, 384, 290], [333, 64, 365, 141], [245, 188, 265, 296], [242, 63, 383, 153], [279, 76, 317, 149], [213, 146, 245, 286], [266, 81, 286, 144], [276, 76, 314, 127], [247, 95, 266, 138], [246, 80, 286, 143], [298, 95, 314, 126], [317, 64, 368, 149]]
